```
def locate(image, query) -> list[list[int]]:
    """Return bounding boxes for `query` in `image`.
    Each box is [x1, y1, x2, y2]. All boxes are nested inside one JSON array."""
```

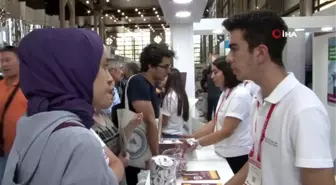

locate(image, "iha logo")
[[272, 29, 297, 39]]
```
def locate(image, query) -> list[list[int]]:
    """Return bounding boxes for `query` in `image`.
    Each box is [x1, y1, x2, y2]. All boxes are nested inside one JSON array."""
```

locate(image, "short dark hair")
[[212, 56, 241, 88], [139, 43, 175, 72], [125, 62, 140, 75], [0, 45, 17, 54], [222, 10, 288, 67]]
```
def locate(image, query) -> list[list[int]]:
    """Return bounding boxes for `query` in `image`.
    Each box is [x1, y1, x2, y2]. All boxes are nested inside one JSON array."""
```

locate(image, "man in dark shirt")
[[124, 43, 174, 185]]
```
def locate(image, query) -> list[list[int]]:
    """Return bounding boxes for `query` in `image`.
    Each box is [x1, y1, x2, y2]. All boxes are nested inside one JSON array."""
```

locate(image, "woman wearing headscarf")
[[1, 28, 119, 185]]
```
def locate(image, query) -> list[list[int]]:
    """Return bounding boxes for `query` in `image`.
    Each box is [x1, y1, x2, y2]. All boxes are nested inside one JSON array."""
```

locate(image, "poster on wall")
[[327, 36, 336, 106]]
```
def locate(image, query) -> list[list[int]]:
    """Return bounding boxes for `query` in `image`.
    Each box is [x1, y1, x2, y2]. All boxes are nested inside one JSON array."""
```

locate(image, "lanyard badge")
[[245, 102, 276, 185]]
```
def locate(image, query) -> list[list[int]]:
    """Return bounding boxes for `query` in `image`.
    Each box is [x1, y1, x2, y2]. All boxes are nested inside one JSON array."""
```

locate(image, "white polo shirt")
[[251, 73, 335, 185], [161, 90, 186, 135], [242, 80, 260, 97], [214, 85, 253, 158]]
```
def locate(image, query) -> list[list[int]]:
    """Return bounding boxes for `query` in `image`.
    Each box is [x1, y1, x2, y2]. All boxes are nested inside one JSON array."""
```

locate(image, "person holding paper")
[[161, 68, 189, 138], [184, 56, 253, 174]]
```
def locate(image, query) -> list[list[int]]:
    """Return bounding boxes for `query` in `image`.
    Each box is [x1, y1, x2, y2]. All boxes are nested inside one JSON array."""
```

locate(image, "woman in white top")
[[184, 56, 253, 174], [161, 68, 189, 138]]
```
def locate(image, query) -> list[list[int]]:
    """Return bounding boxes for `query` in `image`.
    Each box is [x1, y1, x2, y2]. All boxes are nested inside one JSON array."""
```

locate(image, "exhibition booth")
[[144, 6, 336, 185]]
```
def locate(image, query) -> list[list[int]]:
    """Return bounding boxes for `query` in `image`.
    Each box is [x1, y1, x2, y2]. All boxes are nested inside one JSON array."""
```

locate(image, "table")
[[145, 145, 234, 185]]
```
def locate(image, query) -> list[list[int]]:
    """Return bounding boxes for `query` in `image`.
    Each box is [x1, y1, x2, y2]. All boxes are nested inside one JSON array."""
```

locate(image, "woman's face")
[[92, 46, 114, 110], [211, 64, 224, 88]]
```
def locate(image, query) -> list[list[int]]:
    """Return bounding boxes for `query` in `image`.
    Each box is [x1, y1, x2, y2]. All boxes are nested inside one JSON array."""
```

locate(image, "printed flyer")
[[182, 170, 220, 181]]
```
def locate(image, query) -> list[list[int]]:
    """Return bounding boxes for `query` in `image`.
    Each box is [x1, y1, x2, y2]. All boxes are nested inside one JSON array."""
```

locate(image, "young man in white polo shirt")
[[222, 10, 335, 185]]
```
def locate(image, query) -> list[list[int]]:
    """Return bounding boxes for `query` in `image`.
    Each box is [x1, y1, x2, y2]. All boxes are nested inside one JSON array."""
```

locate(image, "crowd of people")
[[0, 9, 334, 185]]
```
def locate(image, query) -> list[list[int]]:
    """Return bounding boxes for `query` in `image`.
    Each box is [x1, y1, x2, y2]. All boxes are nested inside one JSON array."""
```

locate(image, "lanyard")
[[214, 89, 233, 123], [249, 101, 276, 163]]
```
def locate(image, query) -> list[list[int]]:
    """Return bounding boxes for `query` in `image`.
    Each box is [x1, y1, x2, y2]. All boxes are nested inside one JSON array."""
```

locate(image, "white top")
[[161, 90, 186, 135], [214, 85, 253, 158], [251, 73, 335, 185], [242, 80, 260, 97]]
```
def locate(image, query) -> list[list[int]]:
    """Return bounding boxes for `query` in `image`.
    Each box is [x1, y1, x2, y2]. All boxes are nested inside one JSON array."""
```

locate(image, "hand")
[[118, 151, 130, 166], [179, 138, 198, 156], [130, 113, 143, 127]]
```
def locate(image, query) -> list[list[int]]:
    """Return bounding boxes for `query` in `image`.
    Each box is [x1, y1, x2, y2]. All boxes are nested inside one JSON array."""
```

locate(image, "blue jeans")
[[0, 156, 8, 183]]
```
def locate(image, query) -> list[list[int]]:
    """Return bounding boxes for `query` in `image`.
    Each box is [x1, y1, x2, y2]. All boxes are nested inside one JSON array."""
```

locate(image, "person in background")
[[92, 75, 143, 183], [124, 43, 174, 185], [2, 28, 119, 185], [0, 46, 27, 182], [223, 10, 335, 185], [109, 61, 126, 97], [123, 62, 140, 80], [161, 68, 189, 138], [111, 62, 140, 127], [103, 60, 123, 115], [206, 54, 222, 121], [184, 56, 252, 174]]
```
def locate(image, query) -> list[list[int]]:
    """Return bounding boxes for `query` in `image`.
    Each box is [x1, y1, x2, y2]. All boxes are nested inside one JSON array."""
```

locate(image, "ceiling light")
[[117, 9, 121, 13], [153, 7, 156, 10], [114, 20, 117, 22], [143, 18, 146, 21], [155, 11, 158, 14], [125, 16, 128, 19], [109, 17, 112, 19], [173, 0, 192, 4], [106, 0, 109, 2], [122, 12, 124, 15], [87, 10, 91, 13], [294, 28, 305, 31], [141, 14, 144, 17], [156, 15, 159, 17], [158, 18, 161, 20], [212, 29, 223, 34], [175, 11, 191, 18], [138, 12, 141, 14], [85, 0, 89, 4], [129, 19, 131, 22], [321, 27, 333, 31], [105, 14, 108, 17], [135, 8, 138, 11]]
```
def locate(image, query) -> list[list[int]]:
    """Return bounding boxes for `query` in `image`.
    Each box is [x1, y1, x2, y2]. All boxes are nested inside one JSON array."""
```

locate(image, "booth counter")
[[145, 145, 234, 185]]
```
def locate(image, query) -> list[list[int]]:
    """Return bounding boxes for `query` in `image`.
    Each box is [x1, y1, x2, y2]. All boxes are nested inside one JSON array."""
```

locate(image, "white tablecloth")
[[145, 145, 234, 185]]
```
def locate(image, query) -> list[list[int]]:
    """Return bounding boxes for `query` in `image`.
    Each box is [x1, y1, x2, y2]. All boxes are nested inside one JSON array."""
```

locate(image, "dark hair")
[[163, 68, 189, 122], [222, 10, 288, 67], [139, 43, 175, 72], [125, 62, 140, 75], [212, 56, 241, 88], [0, 46, 17, 53]]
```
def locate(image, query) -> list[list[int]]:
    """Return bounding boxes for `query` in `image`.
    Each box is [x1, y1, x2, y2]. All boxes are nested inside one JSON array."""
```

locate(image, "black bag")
[[0, 83, 20, 156]]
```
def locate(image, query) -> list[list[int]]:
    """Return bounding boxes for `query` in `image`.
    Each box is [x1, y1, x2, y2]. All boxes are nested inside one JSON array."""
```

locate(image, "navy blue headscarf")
[[18, 28, 103, 128]]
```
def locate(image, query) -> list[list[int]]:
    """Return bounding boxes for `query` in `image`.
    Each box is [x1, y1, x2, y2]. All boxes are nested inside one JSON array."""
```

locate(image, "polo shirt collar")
[[256, 73, 300, 104]]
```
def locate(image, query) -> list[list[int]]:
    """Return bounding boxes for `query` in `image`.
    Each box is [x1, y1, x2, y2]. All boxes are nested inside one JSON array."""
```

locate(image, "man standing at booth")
[[0, 46, 27, 181], [222, 10, 335, 185]]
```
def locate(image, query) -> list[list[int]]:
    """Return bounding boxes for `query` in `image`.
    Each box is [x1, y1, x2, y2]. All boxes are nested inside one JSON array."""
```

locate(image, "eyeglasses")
[[157, 64, 171, 70]]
